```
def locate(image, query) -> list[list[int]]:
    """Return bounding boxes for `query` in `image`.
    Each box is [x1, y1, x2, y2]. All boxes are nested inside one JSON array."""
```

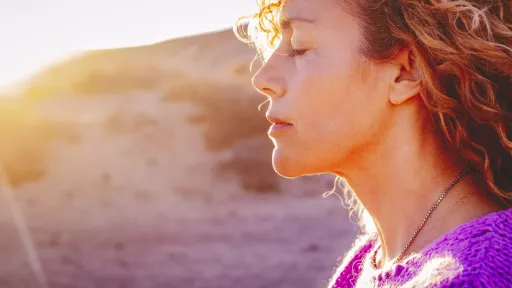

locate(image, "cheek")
[[292, 58, 372, 141]]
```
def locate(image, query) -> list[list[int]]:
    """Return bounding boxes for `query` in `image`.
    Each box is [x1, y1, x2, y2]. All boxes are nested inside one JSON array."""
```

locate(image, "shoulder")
[[425, 208, 512, 287]]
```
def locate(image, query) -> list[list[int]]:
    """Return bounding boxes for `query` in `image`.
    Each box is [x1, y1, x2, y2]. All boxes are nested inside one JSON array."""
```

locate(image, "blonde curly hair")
[[235, 0, 512, 207]]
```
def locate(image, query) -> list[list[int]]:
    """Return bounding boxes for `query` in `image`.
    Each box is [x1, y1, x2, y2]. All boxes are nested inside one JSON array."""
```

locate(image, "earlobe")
[[389, 79, 421, 105], [388, 49, 422, 105]]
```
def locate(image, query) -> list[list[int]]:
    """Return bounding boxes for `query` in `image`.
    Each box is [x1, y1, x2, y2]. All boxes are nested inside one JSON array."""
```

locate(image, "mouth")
[[266, 114, 293, 136]]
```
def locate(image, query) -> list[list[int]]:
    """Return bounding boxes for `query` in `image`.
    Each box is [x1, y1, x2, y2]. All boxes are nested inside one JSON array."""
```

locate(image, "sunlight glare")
[[0, 0, 257, 93]]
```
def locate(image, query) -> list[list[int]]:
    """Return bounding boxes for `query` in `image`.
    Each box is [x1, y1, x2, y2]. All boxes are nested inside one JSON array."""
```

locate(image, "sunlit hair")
[[235, 0, 512, 215]]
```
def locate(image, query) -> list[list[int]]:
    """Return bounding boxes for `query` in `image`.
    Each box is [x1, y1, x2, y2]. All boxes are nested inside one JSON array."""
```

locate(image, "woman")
[[235, 0, 511, 287]]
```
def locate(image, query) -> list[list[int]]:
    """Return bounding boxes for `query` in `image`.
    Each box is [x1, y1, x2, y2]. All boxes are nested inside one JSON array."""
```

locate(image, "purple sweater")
[[329, 208, 512, 288]]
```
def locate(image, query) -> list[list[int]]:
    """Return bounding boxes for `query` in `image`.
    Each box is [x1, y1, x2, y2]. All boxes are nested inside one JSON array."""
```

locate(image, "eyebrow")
[[278, 14, 316, 30]]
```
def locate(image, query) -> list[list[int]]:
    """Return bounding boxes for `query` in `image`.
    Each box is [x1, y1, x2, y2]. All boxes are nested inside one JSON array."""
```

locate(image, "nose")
[[252, 61, 286, 98]]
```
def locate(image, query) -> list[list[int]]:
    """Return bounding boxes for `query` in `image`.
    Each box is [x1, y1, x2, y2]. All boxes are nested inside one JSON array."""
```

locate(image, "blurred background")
[[0, 1, 357, 287]]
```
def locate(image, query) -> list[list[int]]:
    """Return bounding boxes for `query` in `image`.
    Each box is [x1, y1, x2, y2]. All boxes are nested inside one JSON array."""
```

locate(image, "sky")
[[0, 0, 257, 92]]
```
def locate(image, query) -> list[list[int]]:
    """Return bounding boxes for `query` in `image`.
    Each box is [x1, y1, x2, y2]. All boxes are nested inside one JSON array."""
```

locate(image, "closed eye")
[[289, 49, 309, 57]]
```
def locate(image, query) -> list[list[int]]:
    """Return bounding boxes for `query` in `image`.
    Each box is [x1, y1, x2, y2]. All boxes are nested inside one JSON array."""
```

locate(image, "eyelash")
[[288, 49, 309, 57]]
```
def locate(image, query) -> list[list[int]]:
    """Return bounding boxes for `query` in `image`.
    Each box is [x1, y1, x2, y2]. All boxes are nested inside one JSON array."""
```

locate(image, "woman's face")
[[252, 0, 397, 177]]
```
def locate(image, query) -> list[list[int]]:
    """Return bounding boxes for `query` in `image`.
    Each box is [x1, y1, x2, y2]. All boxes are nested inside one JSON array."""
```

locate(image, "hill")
[[0, 29, 356, 288]]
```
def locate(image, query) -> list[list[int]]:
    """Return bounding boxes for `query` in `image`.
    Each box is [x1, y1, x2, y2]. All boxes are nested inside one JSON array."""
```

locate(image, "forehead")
[[278, 0, 364, 55], [280, 0, 351, 24]]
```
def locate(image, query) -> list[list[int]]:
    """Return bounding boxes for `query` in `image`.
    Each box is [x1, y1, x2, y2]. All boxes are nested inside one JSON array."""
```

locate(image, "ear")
[[388, 49, 421, 105]]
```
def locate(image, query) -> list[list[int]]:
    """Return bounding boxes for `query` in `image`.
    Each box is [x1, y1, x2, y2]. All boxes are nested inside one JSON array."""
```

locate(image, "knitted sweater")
[[330, 208, 512, 288]]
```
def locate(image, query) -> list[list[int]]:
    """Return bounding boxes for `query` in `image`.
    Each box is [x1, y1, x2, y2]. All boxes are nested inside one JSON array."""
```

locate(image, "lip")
[[266, 114, 292, 125], [266, 114, 293, 136], [268, 123, 293, 135]]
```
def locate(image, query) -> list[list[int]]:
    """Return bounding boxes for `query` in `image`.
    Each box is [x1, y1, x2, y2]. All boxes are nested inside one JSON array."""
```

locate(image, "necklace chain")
[[371, 166, 472, 269]]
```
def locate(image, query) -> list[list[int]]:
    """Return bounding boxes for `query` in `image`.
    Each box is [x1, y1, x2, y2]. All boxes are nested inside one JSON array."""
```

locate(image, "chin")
[[271, 143, 344, 178], [271, 148, 316, 178]]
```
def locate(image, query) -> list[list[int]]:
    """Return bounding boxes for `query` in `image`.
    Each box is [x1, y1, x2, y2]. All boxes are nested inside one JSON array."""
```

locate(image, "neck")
[[336, 104, 499, 266]]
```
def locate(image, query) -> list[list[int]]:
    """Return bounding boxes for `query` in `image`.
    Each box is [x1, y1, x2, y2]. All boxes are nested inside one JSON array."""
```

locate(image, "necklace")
[[371, 166, 472, 269]]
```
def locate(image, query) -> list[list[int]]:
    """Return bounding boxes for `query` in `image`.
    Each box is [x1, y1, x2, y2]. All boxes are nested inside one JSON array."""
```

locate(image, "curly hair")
[[235, 0, 512, 207]]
